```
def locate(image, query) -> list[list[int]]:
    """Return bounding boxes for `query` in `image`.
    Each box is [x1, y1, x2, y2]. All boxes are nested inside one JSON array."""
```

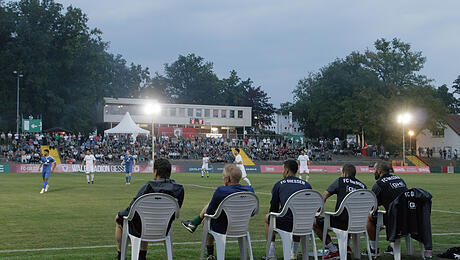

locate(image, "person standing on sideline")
[[297, 150, 310, 181], [82, 150, 96, 184], [121, 150, 135, 184], [233, 148, 251, 186], [38, 149, 56, 194]]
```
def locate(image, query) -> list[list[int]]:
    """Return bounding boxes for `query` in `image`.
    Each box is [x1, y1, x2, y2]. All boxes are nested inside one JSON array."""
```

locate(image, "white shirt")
[[84, 154, 96, 167], [235, 154, 244, 169], [202, 157, 209, 167], [297, 155, 309, 167]]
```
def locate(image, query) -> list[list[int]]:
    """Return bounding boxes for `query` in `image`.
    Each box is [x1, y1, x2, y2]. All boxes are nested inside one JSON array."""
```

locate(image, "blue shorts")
[[42, 171, 51, 179], [125, 168, 132, 174]]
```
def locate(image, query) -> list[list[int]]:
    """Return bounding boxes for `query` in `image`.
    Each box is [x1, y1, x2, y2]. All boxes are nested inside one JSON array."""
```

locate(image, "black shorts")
[[316, 215, 348, 231], [370, 211, 388, 226], [268, 215, 293, 232]]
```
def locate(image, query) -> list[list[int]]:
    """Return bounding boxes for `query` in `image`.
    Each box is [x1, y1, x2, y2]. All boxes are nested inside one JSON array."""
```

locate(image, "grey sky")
[[59, 0, 460, 106]]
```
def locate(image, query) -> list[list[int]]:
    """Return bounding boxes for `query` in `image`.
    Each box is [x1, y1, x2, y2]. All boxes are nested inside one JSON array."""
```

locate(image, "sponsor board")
[[0, 164, 9, 173], [9, 164, 183, 173], [186, 165, 259, 173], [392, 166, 431, 173], [260, 165, 372, 173]]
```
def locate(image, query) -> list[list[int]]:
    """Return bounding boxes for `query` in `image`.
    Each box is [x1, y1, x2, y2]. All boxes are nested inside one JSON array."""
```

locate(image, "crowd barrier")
[[0, 163, 451, 174]]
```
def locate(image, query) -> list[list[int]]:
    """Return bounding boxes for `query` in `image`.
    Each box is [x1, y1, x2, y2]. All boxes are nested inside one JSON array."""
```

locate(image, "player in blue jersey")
[[121, 150, 135, 184], [38, 149, 56, 194]]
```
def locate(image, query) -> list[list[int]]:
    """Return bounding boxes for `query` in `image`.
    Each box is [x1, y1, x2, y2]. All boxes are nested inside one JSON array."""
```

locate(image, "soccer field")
[[1, 172, 459, 259]]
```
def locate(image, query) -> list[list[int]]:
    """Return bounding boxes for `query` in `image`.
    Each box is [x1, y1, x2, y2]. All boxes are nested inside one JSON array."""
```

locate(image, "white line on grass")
[[432, 209, 460, 215], [3, 233, 460, 254]]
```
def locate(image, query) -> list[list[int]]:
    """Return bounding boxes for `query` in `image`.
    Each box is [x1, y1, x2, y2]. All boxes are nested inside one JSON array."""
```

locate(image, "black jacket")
[[118, 178, 185, 237], [387, 188, 432, 250]]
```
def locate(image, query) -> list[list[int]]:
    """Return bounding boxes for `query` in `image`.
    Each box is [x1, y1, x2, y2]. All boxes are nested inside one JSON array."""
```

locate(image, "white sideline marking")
[[432, 209, 460, 215], [2, 233, 460, 254], [184, 183, 272, 195]]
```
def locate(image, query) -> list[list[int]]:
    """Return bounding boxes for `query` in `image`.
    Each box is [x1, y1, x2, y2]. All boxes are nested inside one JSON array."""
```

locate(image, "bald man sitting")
[[181, 164, 254, 260]]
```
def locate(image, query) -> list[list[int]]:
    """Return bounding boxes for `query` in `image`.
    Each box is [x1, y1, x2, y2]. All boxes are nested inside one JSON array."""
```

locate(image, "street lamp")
[[13, 71, 23, 136], [144, 102, 161, 167], [397, 113, 412, 165], [408, 130, 415, 155]]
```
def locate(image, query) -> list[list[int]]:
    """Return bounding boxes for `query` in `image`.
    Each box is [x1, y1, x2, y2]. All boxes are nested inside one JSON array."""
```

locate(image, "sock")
[[243, 177, 252, 186], [86, 174, 90, 182], [201, 170, 204, 177], [306, 174, 310, 181], [370, 240, 377, 250], [292, 241, 300, 255], [91, 174, 94, 181], [125, 176, 129, 183], [128, 176, 132, 183], [206, 245, 214, 256], [117, 251, 121, 260], [42, 181, 48, 189], [139, 250, 147, 260], [268, 242, 276, 257], [327, 242, 338, 253], [191, 215, 203, 226]]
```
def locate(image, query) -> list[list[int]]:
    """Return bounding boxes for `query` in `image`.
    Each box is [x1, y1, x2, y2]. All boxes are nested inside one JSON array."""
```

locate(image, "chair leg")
[[129, 235, 141, 260], [406, 235, 413, 255], [351, 234, 360, 259], [335, 231, 348, 260], [214, 234, 227, 260], [364, 232, 372, 260], [238, 237, 247, 260], [393, 239, 401, 260], [419, 242, 425, 259], [266, 225, 274, 258], [311, 233, 319, 260], [200, 222, 209, 260], [165, 234, 173, 260], [278, 231, 293, 260], [121, 224, 129, 260], [247, 232, 254, 260]]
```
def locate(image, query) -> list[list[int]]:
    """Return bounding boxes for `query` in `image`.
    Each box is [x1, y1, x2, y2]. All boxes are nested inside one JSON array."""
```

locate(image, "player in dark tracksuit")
[[366, 161, 408, 255], [264, 159, 312, 259], [313, 164, 367, 259]]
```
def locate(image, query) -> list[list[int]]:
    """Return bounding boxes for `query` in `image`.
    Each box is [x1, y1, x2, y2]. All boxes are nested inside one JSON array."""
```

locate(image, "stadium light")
[[144, 102, 161, 168], [408, 130, 415, 156], [13, 71, 23, 136], [397, 112, 412, 165]]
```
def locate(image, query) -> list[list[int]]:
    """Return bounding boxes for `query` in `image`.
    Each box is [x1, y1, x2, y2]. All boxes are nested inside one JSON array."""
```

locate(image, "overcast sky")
[[59, 0, 460, 106]]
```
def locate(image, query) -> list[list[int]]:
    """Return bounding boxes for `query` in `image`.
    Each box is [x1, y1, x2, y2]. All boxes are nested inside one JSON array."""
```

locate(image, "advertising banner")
[[392, 166, 431, 173], [0, 164, 9, 173], [260, 165, 373, 174], [9, 164, 183, 173]]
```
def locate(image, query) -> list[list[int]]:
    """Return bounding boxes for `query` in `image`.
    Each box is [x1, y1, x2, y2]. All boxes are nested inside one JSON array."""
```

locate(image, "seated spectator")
[[114, 158, 184, 260], [181, 164, 254, 260], [365, 161, 408, 257], [313, 164, 367, 258], [263, 159, 312, 260]]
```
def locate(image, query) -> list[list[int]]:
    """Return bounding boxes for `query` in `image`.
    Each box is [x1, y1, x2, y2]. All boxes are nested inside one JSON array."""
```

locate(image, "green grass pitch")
[[1, 171, 459, 259]]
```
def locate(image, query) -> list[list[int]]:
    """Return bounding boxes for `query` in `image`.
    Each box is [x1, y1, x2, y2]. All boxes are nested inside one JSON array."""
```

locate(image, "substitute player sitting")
[[81, 150, 96, 184], [38, 149, 56, 194], [202, 153, 210, 178], [233, 148, 251, 186], [121, 150, 135, 184], [297, 150, 310, 181], [313, 164, 367, 259]]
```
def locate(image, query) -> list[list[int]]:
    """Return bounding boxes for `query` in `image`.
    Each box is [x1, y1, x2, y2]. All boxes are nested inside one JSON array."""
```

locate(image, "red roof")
[[446, 114, 460, 136]]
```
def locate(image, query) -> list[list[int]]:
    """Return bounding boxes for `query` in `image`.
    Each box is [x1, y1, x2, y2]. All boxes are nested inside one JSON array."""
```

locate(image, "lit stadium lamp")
[[144, 102, 161, 166], [408, 130, 415, 137], [397, 112, 412, 166]]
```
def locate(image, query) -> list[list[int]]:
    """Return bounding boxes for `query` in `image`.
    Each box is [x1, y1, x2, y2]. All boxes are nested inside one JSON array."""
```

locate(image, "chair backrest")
[[278, 189, 324, 235], [336, 189, 377, 233], [127, 193, 180, 240], [213, 192, 259, 237]]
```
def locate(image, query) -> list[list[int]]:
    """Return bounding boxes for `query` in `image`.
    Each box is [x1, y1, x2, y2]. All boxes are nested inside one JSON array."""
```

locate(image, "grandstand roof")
[[446, 114, 460, 136]]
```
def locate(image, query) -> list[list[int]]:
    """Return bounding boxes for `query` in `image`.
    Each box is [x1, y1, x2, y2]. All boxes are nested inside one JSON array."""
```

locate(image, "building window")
[[230, 110, 235, 118], [161, 107, 167, 116], [169, 107, 176, 117], [204, 109, 210, 118], [187, 108, 193, 117], [431, 128, 444, 137], [238, 110, 243, 118], [196, 108, 202, 117], [179, 108, 185, 117], [221, 110, 227, 118], [213, 109, 219, 118]]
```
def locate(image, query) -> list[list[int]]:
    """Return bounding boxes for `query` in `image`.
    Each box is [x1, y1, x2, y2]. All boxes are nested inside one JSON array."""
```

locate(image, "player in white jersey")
[[201, 153, 210, 178], [297, 150, 310, 181], [233, 148, 251, 186], [81, 150, 96, 184]]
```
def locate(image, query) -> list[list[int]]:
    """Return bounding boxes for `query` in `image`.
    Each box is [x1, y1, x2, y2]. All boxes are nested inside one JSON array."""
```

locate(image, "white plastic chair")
[[376, 210, 425, 260], [121, 193, 180, 260], [200, 192, 259, 260], [266, 189, 324, 260], [322, 189, 377, 260]]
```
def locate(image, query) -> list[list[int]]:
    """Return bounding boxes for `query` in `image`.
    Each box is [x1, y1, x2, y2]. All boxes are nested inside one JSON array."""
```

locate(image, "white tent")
[[104, 112, 150, 135]]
